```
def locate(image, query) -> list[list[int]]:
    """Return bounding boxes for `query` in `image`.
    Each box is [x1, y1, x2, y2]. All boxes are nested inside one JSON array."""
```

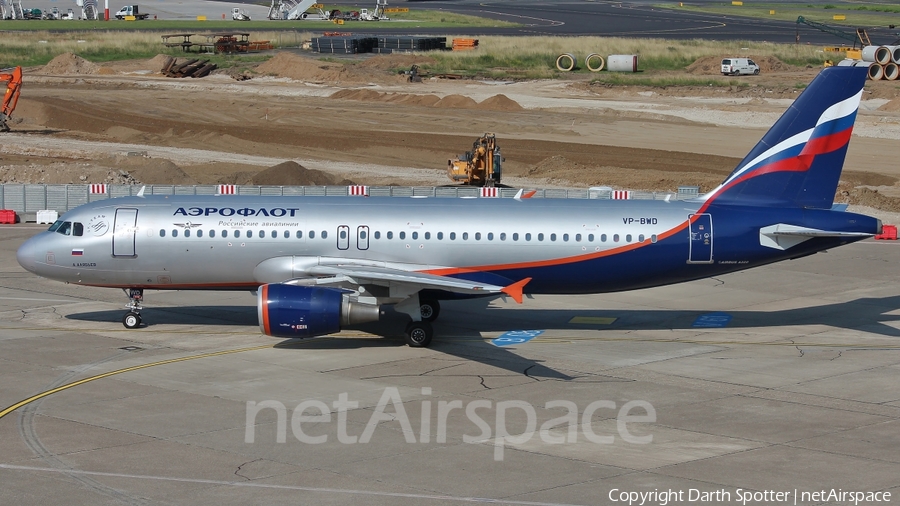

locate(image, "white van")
[[721, 58, 760, 76]]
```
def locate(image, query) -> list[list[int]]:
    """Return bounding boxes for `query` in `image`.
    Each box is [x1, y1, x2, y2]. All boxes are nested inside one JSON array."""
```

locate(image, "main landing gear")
[[402, 299, 440, 347], [122, 288, 143, 329]]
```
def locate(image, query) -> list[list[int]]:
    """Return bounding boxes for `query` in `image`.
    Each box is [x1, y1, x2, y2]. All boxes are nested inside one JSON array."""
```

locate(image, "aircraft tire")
[[404, 321, 433, 348], [420, 300, 440, 322], [123, 311, 141, 329]]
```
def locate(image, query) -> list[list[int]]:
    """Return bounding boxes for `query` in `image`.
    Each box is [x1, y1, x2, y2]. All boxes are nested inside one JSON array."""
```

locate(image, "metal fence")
[[0, 184, 701, 218]]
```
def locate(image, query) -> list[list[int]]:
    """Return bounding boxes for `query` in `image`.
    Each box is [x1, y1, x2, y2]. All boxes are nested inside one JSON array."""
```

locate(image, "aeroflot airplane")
[[16, 67, 880, 347]]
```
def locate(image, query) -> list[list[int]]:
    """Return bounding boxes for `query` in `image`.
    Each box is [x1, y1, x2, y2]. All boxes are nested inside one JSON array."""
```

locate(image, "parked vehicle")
[[721, 58, 760, 76], [114, 5, 150, 20]]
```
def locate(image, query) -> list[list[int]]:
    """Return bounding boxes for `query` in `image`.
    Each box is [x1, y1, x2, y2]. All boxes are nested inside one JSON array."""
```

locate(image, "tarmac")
[[2, 225, 900, 505]]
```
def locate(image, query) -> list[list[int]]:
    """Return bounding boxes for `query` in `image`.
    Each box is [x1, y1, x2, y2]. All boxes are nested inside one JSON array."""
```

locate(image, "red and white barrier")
[[348, 185, 369, 196], [613, 190, 632, 200], [218, 184, 236, 195], [89, 184, 107, 194], [480, 187, 499, 198]]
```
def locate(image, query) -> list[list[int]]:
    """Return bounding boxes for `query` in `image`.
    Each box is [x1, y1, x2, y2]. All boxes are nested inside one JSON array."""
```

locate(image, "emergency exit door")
[[688, 213, 713, 264], [113, 208, 138, 257]]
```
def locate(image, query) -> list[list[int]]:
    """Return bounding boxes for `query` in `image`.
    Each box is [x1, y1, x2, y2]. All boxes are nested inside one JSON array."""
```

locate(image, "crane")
[[796, 16, 871, 48]]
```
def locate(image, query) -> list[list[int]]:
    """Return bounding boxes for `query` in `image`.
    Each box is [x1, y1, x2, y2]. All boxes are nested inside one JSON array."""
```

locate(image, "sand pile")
[[434, 94, 479, 109], [685, 55, 794, 75], [252, 161, 354, 186], [257, 52, 353, 82], [115, 157, 197, 185], [330, 90, 526, 110], [40, 53, 99, 75], [479, 94, 524, 111]]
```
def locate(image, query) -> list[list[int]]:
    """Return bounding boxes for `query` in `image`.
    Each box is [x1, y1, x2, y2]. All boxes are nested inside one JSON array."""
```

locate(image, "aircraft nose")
[[16, 236, 36, 274]]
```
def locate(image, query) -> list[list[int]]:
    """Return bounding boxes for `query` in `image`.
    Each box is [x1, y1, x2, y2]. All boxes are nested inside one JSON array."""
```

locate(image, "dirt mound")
[[40, 53, 99, 75], [330, 89, 384, 101], [148, 54, 173, 72], [251, 161, 354, 186], [434, 94, 478, 109], [116, 156, 197, 185], [685, 55, 794, 75], [404, 94, 441, 107], [837, 184, 900, 213], [329, 89, 444, 107], [526, 155, 724, 192], [879, 98, 900, 112], [257, 52, 353, 82], [355, 54, 437, 71], [479, 94, 523, 111]]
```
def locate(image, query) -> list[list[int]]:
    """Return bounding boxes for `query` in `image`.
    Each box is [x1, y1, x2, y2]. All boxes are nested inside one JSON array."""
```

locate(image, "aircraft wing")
[[285, 263, 529, 303]]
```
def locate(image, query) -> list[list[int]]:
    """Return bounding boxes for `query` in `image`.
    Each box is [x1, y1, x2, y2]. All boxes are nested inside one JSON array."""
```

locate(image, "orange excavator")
[[0, 66, 22, 132], [447, 133, 502, 187]]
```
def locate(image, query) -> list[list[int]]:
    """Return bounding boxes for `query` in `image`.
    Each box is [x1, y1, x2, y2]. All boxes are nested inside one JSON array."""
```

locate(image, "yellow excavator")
[[447, 133, 502, 187]]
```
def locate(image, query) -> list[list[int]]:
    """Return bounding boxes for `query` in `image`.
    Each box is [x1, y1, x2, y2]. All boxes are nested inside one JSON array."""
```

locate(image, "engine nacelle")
[[258, 284, 380, 338]]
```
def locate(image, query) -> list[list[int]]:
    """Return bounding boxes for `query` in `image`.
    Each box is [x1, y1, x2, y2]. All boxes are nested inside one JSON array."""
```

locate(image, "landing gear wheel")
[[420, 299, 440, 322], [122, 311, 142, 329], [404, 321, 433, 348]]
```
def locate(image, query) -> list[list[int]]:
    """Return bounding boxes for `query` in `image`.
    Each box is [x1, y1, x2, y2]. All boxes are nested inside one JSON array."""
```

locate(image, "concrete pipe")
[[890, 46, 900, 64], [555, 53, 576, 72], [606, 54, 639, 72], [868, 63, 884, 80], [836, 59, 863, 67], [861, 45, 891, 65], [585, 53, 605, 72], [883, 62, 899, 81]]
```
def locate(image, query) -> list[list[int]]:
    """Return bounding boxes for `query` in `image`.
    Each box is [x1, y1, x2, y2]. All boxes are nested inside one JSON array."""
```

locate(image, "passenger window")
[[487, 233, 493, 241], [197, 230, 203, 238], [575, 234, 581, 242], [475, 232, 481, 240], [374, 231, 380, 239], [626, 234, 632, 242], [222, 230, 228, 238], [73, 223, 84, 236], [463, 232, 469, 240], [184, 230, 191, 238], [172, 229, 178, 238], [400, 231, 406, 240], [296, 230, 302, 239], [412, 232, 418, 240], [563, 234, 568, 242], [450, 232, 456, 240], [651, 234, 658, 243], [425, 232, 431, 240], [340, 230, 347, 239], [387, 231, 393, 239], [159, 229, 166, 237], [588, 234, 594, 242], [283, 231, 289, 239], [613, 234, 619, 242], [210, 230, 216, 238], [525, 233, 531, 241], [361, 231, 368, 239], [309, 231, 315, 239], [246, 230, 252, 238], [601, 234, 607, 242], [538, 233, 544, 241], [234, 230, 240, 238], [638, 234, 644, 242], [512, 233, 517, 241], [437, 232, 442, 240], [322, 231, 327, 239], [551, 234, 557, 242]]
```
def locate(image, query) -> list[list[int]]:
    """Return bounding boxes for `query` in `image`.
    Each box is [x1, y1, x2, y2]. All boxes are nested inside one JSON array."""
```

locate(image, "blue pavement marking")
[[491, 330, 544, 347], [692, 312, 733, 328]]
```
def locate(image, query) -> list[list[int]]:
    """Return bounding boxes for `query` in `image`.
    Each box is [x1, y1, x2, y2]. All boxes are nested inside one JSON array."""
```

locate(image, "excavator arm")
[[0, 66, 22, 132]]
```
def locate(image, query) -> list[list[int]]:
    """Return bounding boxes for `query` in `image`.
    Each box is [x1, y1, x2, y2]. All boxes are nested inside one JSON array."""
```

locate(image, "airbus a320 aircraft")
[[16, 67, 879, 347]]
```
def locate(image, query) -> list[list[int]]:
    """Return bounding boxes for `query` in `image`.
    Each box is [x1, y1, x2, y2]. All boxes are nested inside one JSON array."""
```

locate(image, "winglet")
[[514, 189, 537, 201], [501, 277, 532, 304]]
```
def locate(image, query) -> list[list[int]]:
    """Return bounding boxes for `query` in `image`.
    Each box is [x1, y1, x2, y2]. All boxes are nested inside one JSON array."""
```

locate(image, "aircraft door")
[[113, 208, 138, 257], [337, 225, 350, 250], [357, 225, 369, 250], [688, 213, 713, 264]]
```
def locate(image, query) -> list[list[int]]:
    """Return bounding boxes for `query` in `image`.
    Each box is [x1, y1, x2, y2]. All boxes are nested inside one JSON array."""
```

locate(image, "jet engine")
[[258, 284, 380, 338]]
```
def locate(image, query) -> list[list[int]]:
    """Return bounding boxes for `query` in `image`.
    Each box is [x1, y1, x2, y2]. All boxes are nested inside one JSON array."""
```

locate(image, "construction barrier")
[[585, 53, 605, 72], [555, 53, 576, 72], [452, 38, 478, 51], [607, 54, 639, 72], [875, 224, 897, 240], [36, 210, 58, 224], [0, 209, 16, 224]]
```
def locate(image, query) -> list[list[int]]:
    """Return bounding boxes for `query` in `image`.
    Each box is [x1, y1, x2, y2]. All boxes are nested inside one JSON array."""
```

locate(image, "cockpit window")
[[48, 220, 63, 232], [56, 221, 72, 236], [73, 222, 84, 237]]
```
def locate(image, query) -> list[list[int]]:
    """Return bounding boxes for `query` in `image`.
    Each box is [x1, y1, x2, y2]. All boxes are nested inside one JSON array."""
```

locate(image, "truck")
[[114, 5, 150, 20], [231, 7, 251, 20], [447, 133, 502, 187]]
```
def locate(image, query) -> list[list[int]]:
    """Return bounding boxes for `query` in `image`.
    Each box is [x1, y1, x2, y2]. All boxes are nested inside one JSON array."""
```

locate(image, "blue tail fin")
[[704, 66, 868, 209]]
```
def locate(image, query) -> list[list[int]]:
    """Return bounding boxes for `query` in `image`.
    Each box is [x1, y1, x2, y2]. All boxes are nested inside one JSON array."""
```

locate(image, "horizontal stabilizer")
[[760, 223, 874, 250]]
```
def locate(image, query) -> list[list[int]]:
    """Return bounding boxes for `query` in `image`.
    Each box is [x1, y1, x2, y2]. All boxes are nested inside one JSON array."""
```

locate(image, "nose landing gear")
[[122, 288, 143, 329]]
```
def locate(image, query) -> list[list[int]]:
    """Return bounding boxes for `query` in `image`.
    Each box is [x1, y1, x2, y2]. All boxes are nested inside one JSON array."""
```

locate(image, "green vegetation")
[[656, 2, 900, 29]]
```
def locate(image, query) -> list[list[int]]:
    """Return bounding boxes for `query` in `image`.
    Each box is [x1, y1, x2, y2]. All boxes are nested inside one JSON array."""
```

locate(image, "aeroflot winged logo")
[[704, 89, 862, 201]]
